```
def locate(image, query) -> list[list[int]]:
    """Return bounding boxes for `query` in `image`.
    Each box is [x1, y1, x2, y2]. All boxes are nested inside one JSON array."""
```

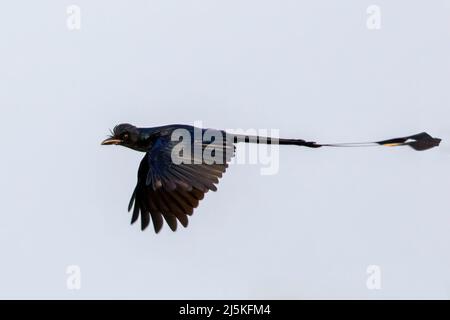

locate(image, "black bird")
[[102, 124, 441, 233]]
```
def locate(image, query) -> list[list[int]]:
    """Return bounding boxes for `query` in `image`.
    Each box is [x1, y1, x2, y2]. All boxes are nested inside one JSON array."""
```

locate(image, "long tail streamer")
[[233, 132, 441, 151]]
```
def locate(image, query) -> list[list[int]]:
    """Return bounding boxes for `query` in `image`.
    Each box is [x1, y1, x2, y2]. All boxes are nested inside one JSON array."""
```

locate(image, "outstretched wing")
[[128, 132, 235, 232]]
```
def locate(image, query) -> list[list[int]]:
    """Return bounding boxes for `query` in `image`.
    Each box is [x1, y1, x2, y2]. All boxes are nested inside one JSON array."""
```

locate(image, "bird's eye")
[[123, 133, 129, 140]]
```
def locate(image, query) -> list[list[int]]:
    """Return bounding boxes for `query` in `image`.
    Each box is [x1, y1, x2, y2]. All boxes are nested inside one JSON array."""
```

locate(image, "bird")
[[101, 123, 441, 233]]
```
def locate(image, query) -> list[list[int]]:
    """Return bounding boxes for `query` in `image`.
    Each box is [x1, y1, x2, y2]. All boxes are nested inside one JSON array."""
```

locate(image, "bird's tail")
[[232, 132, 441, 151]]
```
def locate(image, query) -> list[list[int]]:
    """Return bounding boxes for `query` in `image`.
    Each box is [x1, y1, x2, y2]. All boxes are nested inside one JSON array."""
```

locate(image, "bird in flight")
[[102, 124, 441, 233]]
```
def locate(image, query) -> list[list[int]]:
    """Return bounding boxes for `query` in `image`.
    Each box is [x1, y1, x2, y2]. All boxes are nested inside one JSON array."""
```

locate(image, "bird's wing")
[[128, 133, 235, 232]]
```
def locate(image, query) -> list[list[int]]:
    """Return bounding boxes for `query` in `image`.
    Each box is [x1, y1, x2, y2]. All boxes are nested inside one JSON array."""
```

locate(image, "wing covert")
[[129, 131, 234, 232]]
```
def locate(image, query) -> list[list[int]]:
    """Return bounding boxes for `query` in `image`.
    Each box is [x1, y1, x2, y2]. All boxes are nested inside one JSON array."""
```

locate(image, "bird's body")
[[102, 123, 441, 233]]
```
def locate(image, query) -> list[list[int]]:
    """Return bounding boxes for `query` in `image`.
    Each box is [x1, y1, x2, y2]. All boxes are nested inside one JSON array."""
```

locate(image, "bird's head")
[[101, 123, 141, 150]]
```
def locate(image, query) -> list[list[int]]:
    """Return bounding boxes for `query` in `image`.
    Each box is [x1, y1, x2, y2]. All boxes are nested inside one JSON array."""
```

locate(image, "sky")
[[1, 0, 450, 299]]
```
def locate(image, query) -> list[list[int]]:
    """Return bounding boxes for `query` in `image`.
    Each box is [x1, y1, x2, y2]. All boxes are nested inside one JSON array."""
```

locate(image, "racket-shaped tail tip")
[[379, 132, 441, 151], [408, 134, 441, 151]]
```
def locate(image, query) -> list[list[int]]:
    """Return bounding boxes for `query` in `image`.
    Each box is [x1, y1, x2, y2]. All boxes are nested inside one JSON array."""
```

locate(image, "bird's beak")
[[101, 137, 122, 145]]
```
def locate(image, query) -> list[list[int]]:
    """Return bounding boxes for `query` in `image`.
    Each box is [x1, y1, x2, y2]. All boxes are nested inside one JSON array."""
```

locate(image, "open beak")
[[101, 137, 122, 145]]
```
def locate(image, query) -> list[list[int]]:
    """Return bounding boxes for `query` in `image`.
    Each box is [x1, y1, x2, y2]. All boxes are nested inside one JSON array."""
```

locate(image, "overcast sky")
[[1, 0, 450, 299]]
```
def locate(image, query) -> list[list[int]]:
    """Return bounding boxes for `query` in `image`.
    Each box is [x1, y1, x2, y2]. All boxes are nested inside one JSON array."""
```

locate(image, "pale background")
[[1, 0, 450, 299]]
